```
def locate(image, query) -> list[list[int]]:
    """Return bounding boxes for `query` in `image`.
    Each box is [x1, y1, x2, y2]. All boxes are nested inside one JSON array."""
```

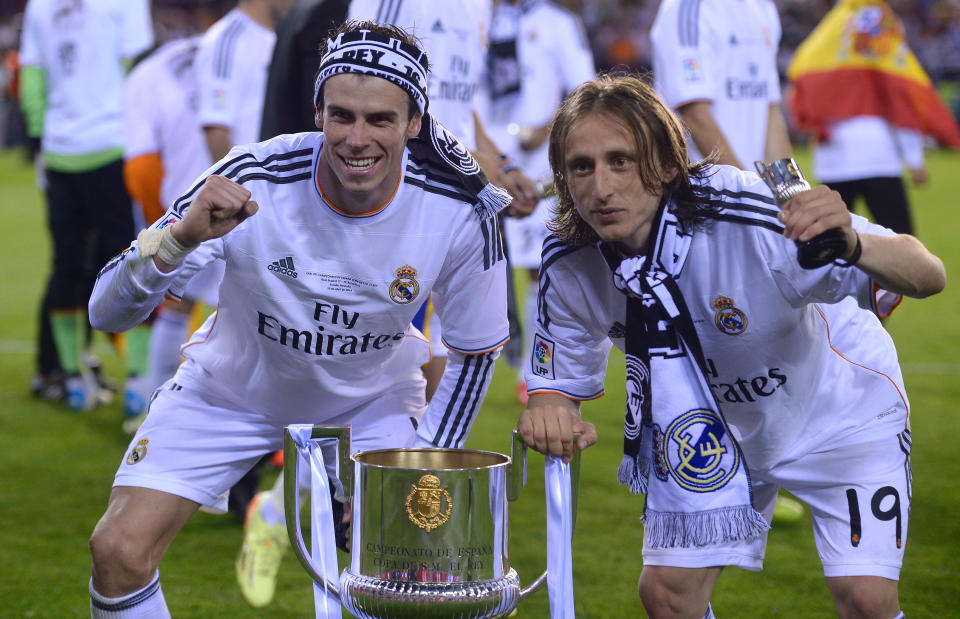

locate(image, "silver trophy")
[[284, 426, 580, 619], [754, 158, 847, 269]]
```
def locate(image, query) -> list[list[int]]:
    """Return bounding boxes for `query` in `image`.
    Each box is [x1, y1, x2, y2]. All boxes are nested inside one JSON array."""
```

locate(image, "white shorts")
[[114, 378, 426, 511], [642, 429, 912, 580], [503, 197, 554, 270]]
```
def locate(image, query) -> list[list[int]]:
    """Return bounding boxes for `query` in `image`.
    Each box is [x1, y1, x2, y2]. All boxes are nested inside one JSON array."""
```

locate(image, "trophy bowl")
[[284, 427, 576, 619]]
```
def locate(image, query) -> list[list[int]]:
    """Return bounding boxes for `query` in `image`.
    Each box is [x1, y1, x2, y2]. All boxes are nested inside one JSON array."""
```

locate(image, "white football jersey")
[[92, 131, 509, 425], [18, 0, 153, 155], [125, 37, 210, 208], [196, 9, 276, 149], [650, 0, 781, 166], [526, 165, 907, 472], [349, 0, 491, 149]]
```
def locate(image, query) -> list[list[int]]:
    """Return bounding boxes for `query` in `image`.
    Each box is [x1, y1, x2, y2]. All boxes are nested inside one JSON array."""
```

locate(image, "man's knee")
[[88, 487, 196, 596], [638, 566, 717, 619], [89, 517, 158, 593], [828, 576, 900, 619]]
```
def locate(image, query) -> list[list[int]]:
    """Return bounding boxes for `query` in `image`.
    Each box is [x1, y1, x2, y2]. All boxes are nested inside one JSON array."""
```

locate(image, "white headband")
[[314, 29, 429, 115]]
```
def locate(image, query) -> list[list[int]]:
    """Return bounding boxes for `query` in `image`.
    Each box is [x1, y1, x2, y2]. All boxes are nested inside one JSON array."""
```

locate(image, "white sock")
[[146, 311, 188, 393], [892, 613, 904, 619], [260, 473, 287, 526], [703, 602, 715, 619], [260, 464, 317, 526], [90, 571, 170, 618]]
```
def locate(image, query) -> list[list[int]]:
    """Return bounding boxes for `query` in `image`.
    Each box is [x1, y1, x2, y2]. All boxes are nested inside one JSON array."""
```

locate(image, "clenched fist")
[[171, 175, 259, 248]]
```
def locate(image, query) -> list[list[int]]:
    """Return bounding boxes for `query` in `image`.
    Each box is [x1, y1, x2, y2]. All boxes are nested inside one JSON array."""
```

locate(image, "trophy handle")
[[508, 429, 582, 599], [283, 425, 353, 599]]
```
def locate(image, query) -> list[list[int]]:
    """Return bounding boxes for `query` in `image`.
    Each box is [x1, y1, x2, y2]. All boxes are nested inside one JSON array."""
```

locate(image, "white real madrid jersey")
[[650, 0, 782, 166], [92, 131, 509, 419], [125, 37, 210, 208], [349, 0, 491, 149], [18, 0, 153, 155], [196, 9, 276, 149], [527, 165, 907, 472]]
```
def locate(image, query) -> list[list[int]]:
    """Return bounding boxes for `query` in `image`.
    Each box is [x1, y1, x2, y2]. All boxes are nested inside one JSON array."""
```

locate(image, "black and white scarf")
[[602, 203, 768, 548]]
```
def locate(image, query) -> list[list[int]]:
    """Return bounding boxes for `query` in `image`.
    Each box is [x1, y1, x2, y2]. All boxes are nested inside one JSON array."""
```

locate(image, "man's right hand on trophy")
[[173, 174, 259, 248], [518, 393, 598, 463]]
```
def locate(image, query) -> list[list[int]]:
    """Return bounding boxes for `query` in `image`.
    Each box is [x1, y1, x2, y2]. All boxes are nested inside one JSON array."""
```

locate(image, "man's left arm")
[[779, 185, 946, 298]]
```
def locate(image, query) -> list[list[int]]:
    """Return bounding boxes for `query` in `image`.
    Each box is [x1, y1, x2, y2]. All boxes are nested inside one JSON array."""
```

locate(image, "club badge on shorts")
[[389, 265, 420, 304], [712, 295, 748, 335], [126, 438, 149, 465], [405, 474, 453, 532]]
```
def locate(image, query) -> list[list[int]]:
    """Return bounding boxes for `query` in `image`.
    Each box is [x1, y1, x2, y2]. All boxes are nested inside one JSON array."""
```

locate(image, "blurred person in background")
[[788, 0, 960, 235], [19, 0, 154, 411], [197, 0, 294, 163]]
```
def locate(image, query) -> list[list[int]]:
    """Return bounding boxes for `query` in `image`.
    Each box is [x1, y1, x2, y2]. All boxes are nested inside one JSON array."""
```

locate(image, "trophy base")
[[340, 568, 520, 619]]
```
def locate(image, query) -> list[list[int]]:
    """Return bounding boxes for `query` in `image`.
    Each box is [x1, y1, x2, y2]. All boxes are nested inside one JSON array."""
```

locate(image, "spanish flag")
[[787, 0, 960, 148]]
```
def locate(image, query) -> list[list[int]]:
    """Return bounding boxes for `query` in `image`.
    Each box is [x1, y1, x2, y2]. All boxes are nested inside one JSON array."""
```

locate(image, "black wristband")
[[833, 233, 862, 268]]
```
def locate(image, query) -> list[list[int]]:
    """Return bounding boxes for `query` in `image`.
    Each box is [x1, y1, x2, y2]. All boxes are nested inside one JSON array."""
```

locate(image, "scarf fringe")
[[617, 454, 649, 495], [642, 505, 771, 549], [476, 183, 513, 219]]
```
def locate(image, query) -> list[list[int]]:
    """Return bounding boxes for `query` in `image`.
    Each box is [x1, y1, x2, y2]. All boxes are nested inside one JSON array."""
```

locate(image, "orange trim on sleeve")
[[872, 281, 904, 319], [180, 304, 220, 354], [446, 337, 511, 356], [125, 153, 165, 223], [526, 388, 604, 402]]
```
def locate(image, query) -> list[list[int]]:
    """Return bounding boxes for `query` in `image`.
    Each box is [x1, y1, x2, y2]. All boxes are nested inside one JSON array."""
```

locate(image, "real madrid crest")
[[389, 265, 420, 305], [662, 409, 739, 492], [712, 295, 747, 335], [126, 438, 149, 465], [405, 474, 453, 532]]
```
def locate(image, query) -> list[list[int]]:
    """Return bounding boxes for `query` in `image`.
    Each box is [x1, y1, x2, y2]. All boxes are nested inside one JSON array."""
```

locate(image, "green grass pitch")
[[0, 146, 957, 617]]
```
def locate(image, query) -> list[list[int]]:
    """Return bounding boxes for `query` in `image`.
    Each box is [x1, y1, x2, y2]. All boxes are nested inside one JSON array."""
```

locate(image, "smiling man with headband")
[[86, 20, 512, 615]]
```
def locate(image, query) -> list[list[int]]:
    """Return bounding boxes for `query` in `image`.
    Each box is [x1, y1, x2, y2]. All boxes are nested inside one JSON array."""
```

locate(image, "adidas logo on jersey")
[[268, 256, 298, 278]]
